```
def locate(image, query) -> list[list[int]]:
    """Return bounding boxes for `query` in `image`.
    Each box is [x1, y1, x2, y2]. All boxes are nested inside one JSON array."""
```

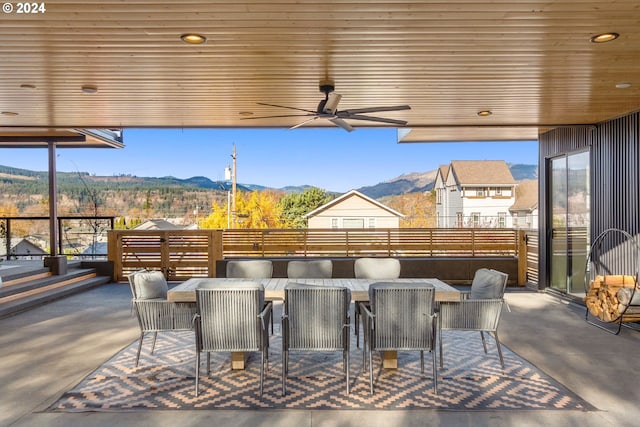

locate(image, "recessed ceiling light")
[[1, 111, 19, 116], [590, 32, 619, 43], [81, 85, 98, 94], [20, 84, 36, 89], [239, 111, 254, 117], [180, 33, 207, 44], [616, 83, 632, 89], [477, 110, 492, 117]]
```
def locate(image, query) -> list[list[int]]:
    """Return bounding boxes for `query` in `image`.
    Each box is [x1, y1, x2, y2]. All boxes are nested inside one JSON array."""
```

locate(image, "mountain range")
[[0, 163, 537, 199], [356, 163, 537, 198]]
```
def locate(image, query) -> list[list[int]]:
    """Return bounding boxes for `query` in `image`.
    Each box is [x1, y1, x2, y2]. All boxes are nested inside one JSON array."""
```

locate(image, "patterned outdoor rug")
[[49, 329, 592, 411]]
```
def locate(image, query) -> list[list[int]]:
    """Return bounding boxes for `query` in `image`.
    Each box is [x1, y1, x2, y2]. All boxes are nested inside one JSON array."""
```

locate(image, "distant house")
[[0, 237, 47, 260], [80, 241, 109, 259], [434, 160, 516, 228], [509, 179, 539, 229], [133, 219, 184, 230], [305, 190, 404, 229]]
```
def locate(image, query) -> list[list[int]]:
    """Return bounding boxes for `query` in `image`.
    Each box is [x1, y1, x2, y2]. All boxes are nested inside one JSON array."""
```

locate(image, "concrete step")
[[0, 268, 99, 298], [0, 269, 111, 318]]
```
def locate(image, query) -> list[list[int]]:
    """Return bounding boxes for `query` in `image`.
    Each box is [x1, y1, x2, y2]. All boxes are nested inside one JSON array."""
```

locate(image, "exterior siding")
[[512, 209, 538, 229], [434, 170, 446, 227], [461, 191, 514, 228], [307, 192, 402, 229], [307, 215, 399, 228], [445, 169, 462, 227], [439, 163, 515, 228], [539, 112, 640, 290]]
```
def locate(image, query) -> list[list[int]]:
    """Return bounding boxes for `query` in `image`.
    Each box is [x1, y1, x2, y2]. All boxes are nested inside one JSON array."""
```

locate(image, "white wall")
[[307, 194, 401, 229]]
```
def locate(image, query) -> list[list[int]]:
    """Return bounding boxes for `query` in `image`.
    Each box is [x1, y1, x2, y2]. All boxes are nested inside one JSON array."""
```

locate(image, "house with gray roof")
[[133, 219, 184, 231], [0, 237, 47, 260]]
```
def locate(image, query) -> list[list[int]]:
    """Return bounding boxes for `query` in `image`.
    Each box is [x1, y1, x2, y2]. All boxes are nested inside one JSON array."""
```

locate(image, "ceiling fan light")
[[323, 93, 342, 114], [181, 33, 206, 44], [590, 32, 619, 43], [81, 85, 98, 94]]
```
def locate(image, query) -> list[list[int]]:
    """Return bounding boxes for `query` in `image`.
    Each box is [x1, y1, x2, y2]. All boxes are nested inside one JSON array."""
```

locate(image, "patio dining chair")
[[226, 259, 273, 279], [226, 259, 274, 333], [438, 268, 508, 369], [360, 282, 438, 394], [353, 257, 401, 347], [286, 259, 333, 278], [281, 282, 351, 396], [128, 269, 196, 367], [193, 281, 272, 396]]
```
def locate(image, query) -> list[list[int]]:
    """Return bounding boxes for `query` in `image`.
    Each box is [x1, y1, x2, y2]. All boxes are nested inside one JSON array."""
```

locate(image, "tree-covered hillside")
[[0, 165, 228, 219]]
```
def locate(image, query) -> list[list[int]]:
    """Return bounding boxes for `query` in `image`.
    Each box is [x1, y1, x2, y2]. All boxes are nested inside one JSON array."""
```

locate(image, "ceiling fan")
[[241, 82, 410, 132]]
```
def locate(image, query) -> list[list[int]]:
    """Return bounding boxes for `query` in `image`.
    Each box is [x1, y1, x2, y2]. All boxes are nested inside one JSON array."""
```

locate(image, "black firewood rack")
[[584, 228, 640, 335]]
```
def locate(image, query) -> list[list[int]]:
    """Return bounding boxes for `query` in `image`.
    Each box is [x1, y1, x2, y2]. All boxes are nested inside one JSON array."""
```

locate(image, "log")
[[593, 275, 637, 287], [585, 275, 639, 322]]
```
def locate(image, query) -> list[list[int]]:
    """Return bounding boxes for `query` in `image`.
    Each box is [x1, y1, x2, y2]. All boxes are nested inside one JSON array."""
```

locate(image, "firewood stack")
[[584, 275, 640, 322]]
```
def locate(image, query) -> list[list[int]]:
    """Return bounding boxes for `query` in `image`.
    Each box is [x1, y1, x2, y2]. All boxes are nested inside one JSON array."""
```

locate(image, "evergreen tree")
[[278, 187, 332, 228]]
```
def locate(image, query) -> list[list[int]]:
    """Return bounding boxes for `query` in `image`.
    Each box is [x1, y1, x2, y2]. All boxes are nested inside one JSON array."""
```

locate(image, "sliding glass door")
[[549, 150, 590, 296]]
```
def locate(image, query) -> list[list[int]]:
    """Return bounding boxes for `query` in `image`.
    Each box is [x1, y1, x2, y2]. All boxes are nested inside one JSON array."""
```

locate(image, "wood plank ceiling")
[[0, 1, 639, 142]]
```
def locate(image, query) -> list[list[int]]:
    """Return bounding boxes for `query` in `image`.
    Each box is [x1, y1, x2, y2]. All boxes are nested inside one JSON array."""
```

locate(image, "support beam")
[[48, 141, 58, 257], [44, 140, 67, 275]]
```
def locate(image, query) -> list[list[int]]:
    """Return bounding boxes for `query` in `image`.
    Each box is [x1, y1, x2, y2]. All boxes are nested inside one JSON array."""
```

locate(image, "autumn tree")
[[200, 190, 285, 229], [0, 203, 38, 237], [278, 187, 333, 228], [199, 199, 228, 229], [382, 191, 437, 228], [0, 204, 19, 218]]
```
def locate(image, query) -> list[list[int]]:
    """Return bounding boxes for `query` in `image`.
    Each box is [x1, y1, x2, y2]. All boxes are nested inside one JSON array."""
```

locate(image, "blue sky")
[[0, 128, 538, 193]]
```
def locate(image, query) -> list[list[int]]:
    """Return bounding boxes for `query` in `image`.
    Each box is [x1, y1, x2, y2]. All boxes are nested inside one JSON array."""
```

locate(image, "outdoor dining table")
[[167, 277, 460, 369]]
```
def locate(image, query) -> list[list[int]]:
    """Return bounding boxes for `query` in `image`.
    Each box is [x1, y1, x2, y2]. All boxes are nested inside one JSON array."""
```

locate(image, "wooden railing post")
[[107, 230, 121, 281], [208, 229, 223, 277]]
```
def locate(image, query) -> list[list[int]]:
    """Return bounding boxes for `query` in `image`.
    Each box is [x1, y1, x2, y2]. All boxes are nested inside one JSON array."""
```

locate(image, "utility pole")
[[231, 145, 237, 228], [224, 145, 237, 228]]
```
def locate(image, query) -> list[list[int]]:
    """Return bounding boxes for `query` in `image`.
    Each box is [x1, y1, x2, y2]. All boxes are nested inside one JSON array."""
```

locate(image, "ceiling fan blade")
[[341, 114, 408, 126], [240, 113, 316, 120], [340, 105, 411, 115], [323, 92, 342, 114], [330, 117, 354, 132], [290, 116, 320, 130], [256, 102, 317, 114]]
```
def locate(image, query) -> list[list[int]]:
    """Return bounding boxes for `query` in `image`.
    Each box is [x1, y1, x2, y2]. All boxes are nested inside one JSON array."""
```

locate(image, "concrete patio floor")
[[1, 283, 639, 427]]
